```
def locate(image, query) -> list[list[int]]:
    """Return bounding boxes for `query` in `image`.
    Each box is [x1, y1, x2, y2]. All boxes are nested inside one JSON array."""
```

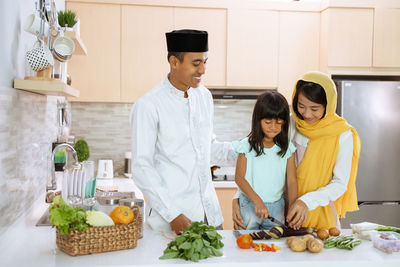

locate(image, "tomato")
[[236, 234, 253, 249]]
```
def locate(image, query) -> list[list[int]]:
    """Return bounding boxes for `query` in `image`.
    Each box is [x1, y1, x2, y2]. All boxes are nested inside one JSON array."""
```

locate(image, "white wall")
[[0, 0, 65, 236]]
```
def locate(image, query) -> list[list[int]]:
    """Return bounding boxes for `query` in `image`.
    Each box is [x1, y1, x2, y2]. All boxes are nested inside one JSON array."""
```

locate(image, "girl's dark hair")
[[292, 80, 327, 120], [248, 90, 290, 157]]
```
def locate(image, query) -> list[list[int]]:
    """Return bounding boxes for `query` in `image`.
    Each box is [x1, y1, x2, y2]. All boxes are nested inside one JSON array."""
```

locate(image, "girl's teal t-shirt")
[[232, 138, 296, 202]]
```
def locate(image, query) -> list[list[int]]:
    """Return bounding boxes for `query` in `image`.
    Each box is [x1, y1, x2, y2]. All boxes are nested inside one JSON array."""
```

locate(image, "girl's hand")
[[232, 198, 246, 230], [254, 199, 269, 219], [286, 199, 308, 230]]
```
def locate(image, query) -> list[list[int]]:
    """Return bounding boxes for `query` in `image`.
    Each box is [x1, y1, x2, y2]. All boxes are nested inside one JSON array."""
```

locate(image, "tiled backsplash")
[[70, 102, 133, 177], [213, 99, 255, 142], [70, 99, 256, 176], [0, 87, 64, 235]]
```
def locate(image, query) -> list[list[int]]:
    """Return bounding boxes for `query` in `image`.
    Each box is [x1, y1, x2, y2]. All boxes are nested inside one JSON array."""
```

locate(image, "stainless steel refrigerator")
[[333, 76, 400, 228]]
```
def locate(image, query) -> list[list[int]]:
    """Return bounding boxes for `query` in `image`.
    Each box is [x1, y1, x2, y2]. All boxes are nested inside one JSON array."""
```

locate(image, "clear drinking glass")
[[82, 161, 96, 210]]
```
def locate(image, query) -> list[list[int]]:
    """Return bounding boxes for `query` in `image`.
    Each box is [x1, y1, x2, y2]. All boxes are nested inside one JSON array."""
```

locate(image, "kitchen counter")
[[97, 177, 237, 190], [1, 193, 399, 267]]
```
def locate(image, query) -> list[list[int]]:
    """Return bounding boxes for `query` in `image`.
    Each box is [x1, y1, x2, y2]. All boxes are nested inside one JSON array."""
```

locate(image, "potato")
[[289, 237, 307, 252], [329, 227, 340, 236], [317, 228, 329, 240], [46, 191, 55, 203], [286, 236, 297, 246], [301, 234, 315, 243], [307, 238, 324, 253]]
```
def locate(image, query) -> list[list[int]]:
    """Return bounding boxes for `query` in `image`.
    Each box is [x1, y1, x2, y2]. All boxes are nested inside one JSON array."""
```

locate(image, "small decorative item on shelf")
[[58, 10, 80, 36]]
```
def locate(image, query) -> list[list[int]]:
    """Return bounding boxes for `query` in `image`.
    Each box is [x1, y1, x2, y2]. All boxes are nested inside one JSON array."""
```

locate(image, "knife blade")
[[233, 230, 242, 238], [268, 216, 288, 230]]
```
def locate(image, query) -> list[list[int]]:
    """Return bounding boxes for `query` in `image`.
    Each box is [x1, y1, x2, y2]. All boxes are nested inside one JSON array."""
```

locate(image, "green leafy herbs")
[[160, 221, 224, 262], [74, 140, 90, 162], [49, 196, 89, 235], [58, 10, 77, 28], [324, 235, 362, 250]]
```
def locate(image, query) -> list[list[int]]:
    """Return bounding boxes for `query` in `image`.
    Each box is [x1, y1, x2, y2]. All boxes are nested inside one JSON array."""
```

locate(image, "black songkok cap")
[[166, 29, 208, 52]]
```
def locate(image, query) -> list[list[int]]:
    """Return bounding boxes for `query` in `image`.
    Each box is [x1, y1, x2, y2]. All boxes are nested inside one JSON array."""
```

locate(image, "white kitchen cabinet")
[[120, 5, 174, 103], [373, 8, 400, 67], [278, 11, 320, 101], [121, 6, 227, 102], [227, 9, 279, 88], [320, 8, 374, 69], [174, 7, 227, 87], [67, 2, 121, 102]]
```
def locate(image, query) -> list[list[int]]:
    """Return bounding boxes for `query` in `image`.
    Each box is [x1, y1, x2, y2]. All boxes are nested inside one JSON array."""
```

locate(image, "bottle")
[[52, 142, 66, 171], [124, 152, 132, 178]]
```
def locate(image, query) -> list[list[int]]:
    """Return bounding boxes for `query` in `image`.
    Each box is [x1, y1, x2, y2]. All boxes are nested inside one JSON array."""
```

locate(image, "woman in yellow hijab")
[[286, 71, 361, 230], [232, 71, 360, 230]]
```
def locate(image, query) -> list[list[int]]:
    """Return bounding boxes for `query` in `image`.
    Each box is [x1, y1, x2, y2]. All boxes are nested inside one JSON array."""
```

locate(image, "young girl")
[[233, 91, 298, 230]]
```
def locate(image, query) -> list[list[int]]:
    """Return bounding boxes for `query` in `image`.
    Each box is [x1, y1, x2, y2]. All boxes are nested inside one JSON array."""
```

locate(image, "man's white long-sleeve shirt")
[[130, 77, 236, 233]]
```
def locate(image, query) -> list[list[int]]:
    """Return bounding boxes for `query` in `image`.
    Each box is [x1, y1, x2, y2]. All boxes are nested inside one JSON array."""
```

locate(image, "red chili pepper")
[[253, 244, 263, 252], [271, 244, 281, 251]]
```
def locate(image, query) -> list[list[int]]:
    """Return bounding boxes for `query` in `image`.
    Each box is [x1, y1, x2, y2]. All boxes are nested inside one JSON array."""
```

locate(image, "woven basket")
[[56, 206, 142, 256]]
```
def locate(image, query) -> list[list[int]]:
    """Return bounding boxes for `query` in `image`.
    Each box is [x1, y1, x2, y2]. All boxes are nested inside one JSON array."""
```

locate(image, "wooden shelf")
[[13, 79, 80, 98], [64, 31, 88, 55]]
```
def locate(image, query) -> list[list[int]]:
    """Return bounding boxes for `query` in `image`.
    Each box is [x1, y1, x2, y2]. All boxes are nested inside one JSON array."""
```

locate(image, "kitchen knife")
[[233, 230, 242, 238], [268, 216, 288, 230]]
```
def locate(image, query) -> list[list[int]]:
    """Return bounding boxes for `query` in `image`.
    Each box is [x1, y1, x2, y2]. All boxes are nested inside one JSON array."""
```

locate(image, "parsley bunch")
[[49, 196, 89, 235], [160, 221, 224, 262]]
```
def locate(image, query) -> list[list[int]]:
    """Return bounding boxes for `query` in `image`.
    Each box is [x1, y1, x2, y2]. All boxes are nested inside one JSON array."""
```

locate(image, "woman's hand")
[[254, 198, 269, 220], [232, 198, 246, 230], [286, 199, 308, 230]]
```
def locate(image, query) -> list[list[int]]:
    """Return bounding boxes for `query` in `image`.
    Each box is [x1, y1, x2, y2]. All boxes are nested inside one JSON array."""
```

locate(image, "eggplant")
[[282, 227, 315, 237], [249, 227, 315, 240], [269, 226, 284, 239], [249, 230, 272, 240]]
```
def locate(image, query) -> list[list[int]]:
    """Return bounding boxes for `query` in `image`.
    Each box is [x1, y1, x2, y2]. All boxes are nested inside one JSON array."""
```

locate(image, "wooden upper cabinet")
[[121, 6, 173, 103], [67, 2, 121, 102], [227, 9, 279, 87], [373, 8, 400, 67], [278, 11, 320, 102], [321, 8, 374, 68], [174, 8, 227, 87]]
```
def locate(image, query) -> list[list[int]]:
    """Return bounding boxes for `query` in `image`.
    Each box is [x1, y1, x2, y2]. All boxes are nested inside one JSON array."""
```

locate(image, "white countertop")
[[97, 177, 237, 189], [1, 191, 399, 267]]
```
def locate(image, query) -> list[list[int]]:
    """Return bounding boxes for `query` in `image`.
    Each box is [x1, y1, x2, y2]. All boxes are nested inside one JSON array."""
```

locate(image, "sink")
[[36, 209, 51, 226]]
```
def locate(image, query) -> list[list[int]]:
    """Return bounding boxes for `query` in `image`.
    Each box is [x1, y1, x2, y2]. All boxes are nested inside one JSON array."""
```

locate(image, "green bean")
[[323, 235, 361, 250]]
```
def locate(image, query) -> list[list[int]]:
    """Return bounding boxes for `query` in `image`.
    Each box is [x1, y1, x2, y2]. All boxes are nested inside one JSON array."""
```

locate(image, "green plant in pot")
[[58, 10, 78, 28], [74, 140, 90, 162]]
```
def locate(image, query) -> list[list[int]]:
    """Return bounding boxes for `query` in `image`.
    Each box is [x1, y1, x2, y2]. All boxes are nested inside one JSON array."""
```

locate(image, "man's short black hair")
[[167, 52, 185, 62]]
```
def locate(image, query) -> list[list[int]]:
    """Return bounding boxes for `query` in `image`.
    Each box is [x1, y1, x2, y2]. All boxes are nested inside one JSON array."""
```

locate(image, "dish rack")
[[56, 205, 142, 256]]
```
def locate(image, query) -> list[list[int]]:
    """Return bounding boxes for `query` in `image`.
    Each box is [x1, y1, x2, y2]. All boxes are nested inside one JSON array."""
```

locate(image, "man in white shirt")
[[130, 29, 236, 234]]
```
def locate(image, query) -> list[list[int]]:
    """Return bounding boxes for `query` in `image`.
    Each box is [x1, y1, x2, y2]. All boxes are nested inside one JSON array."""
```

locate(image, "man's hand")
[[286, 199, 308, 230], [170, 214, 192, 235], [232, 198, 246, 230]]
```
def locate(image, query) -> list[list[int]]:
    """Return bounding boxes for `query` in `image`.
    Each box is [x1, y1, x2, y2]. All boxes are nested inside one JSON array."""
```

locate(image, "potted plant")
[[74, 139, 90, 162], [58, 10, 80, 36]]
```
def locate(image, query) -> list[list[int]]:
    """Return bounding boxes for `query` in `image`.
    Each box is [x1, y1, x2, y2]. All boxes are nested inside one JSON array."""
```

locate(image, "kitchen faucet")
[[47, 143, 80, 191]]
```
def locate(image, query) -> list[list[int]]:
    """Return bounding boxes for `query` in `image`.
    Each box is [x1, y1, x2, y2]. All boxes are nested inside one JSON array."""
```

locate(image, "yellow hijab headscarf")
[[292, 71, 361, 229]]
